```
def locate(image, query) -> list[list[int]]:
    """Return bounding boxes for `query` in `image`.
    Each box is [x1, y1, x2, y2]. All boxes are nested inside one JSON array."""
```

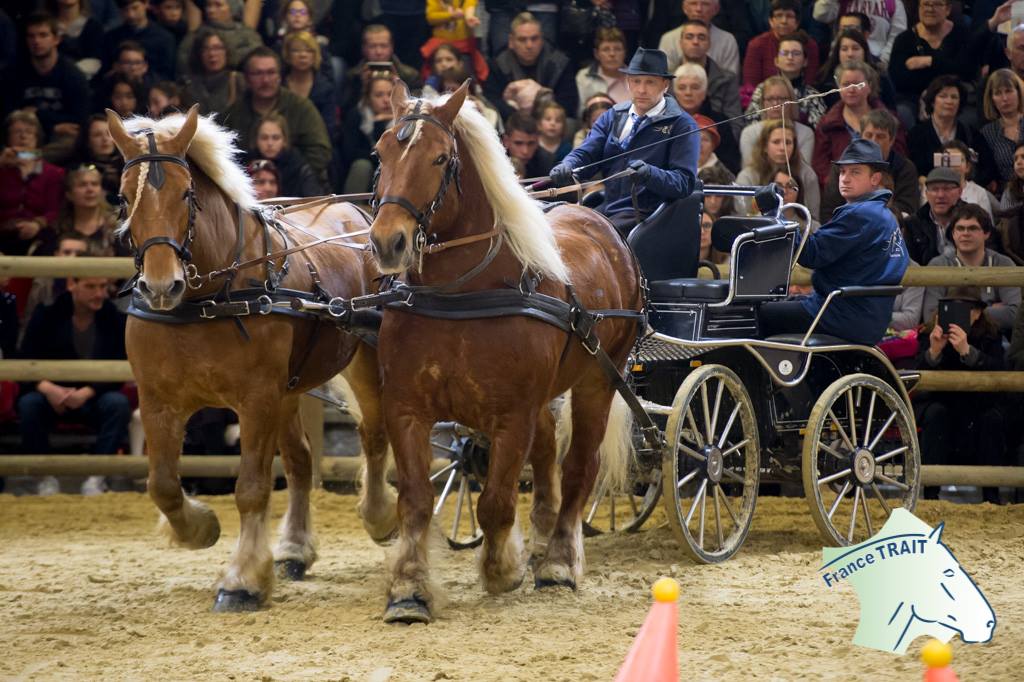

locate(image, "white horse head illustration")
[[822, 509, 996, 654]]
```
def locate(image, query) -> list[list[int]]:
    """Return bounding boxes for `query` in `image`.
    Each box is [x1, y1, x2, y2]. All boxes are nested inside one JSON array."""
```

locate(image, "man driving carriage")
[[548, 48, 700, 235], [759, 138, 909, 345]]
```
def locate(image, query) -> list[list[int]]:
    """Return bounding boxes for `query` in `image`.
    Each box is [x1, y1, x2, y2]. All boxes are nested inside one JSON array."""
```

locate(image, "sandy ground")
[[0, 489, 1021, 681]]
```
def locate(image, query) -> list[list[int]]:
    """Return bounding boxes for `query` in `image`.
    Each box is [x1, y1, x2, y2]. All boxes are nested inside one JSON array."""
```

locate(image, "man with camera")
[[342, 24, 422, 111], [903, 166, 966, 265]]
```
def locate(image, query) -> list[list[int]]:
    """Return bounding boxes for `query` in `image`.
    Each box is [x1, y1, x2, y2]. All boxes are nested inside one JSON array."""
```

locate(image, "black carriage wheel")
[[581, 453, 662, 537], [802, 373, 920, 547], [662, 364, 760, 563], [430, 428, 486, 550]]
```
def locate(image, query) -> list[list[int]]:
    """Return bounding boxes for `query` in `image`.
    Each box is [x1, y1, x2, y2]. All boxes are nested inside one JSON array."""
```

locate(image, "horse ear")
[[391, 77, 411, 115], [105, 109, 138, 160], [928, 522, 945, 543], [433, 79, 470, 127], [168, 104, 200, 156]]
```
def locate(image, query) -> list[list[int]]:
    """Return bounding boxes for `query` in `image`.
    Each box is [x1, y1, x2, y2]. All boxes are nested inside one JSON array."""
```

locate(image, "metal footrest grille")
[[633, 335, 714, 364]]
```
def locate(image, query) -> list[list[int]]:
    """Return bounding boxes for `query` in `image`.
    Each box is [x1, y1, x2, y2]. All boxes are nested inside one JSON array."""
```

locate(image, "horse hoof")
[[534, 577, 577, 591], [274, 559, 307, 581], [369, 528, 399, 546], [212, 589, 262, 613], [383, 596, 431, 624]]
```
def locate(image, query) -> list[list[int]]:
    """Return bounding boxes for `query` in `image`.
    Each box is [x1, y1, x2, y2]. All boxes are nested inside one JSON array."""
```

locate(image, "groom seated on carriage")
[[548, 48, 700, 236]]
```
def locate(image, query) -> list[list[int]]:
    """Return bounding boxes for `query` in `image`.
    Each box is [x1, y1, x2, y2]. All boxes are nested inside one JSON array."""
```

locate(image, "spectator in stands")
[[422, 0, 485, 84], [153, 0, 188, 51], [46, 165, 123, 257], [374, 0, 429, 70], [922, 203, 1021, 333], [1010, 295, 1024, 369], [694, 112, 733, 179], [502, 110, 544, 179], [484, 12, 577, 121], [47, 0, 104, 79], [4, 13, 91, 160], [342, 24, 422, 111], [746, 32, 826, 126], [248, 113, 323, 197], [812, 0, 907, 71], [71, 114, 123, 204], [674, 63, 741, 173], [678, 20, 742, 134], [105, 73, 146, 118], [575, 28, 629, 117], [889, 0, 974, 126], [0, 111, 65, 256], [105, 40, 159, 93], [225, 47, 332, 184], [939, 140, 996, 221], [995, 142, 1024, 263], [909, 75, 995, 190], [22, 233, 91, 327], [915, 285, 1008, 504], [812, 60, 906, 186], [533, 100, 571, 175], [551, 48, 700, 235], [904, 166, 964, 264], [775, 168, 821, 230], [17, 275, 130, 495], [889, 257, 924, 331], [104, 0, 176, 80], [734, 119, 820, 219], [979, 69, 1024, 189], [147, 81, 182, 117], [574, 93, 615, 146], [739, 75, 814, 171], [175, 0, 261, 76], [815, 27, 896, 110], [180, 28, 246, 115], [340, 73, 394, 193], [429, 63, 503, 131], [282, 31, 337, 142], [698, 163, 738, 216], [743, 1, 820, 100], [821, 109, 919, 219], [423, 43, 464, 95], [247, 158, 280, 200], [698, 210, 729, 264], [660, 0, 741, 76]]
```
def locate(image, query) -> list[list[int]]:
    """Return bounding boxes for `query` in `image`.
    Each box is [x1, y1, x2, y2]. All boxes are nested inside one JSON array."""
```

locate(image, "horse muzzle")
[[369, 229, 413, 274], [137, 276, 186, 311]]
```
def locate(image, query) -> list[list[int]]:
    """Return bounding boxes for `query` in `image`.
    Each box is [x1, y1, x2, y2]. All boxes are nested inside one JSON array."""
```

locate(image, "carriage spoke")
[[685, 479, 708, 527], [819, 441, 847, 461], [719, 438, 750, 459], [846, 389, 858, 446], [713, 484, 724, 550], [826, 408, 856, 452], [874, 446, 908, 464], [433, 467, 458, 515], [721, 467, 745, 484], [866, 411, 898, 452], [698, 481, 708, 549], [610, 495, 617, 532], [818, 468, 852, 487], [676, 468, 700, 490], [430, 442, 459, 455], [869, 482, 891, 515], [627, 490, 640, 517], [586, 481, 607, 524], [451, 475, 468, 539], [700, 382, 713, 444], [847, 486, 861, 542], [709, 380, 725, 441], [862, 391, 877, 450], [685, 407, 704, 447], [874, 472, 910, 491], [679, 442, 707, 462], [827, 481, 852, 520], [716, 483, 739, 526], [860, 489, 874, 537], [429, 460, 459, 483], [716, 404, 741, 449]]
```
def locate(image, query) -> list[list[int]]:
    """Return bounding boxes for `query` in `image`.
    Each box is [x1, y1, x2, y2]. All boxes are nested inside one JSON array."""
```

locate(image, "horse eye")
[[434, 154, 447, 165], [943, 568, 955, 577], [370, 150, 380, 162]]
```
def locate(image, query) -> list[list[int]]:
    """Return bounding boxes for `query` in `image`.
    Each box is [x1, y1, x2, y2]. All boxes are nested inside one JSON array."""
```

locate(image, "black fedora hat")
[[619, 48, 674, 79], [832, 138, 889, 168]]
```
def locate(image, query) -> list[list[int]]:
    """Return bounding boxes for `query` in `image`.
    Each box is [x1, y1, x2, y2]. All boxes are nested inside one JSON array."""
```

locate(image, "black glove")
[[753, 183, 782, 215], [549, 163, 574, 187], [628, 159, 651, 181]]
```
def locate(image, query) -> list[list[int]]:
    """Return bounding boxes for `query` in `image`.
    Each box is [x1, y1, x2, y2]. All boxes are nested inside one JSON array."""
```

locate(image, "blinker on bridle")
[[120, 129, 202, 272]]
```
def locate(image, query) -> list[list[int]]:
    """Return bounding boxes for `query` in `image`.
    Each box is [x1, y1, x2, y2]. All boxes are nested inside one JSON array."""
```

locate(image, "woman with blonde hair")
[[283, 30, 337, 141], [735, 119, 820, 220], [50, 165, 125, 256], [739, 75, 815, 170], [979, 68, 1024, 189]]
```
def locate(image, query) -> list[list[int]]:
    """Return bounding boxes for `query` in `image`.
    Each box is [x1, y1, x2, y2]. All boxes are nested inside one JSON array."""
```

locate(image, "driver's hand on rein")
[[550, 163, 575, 187], [628, 159, 651, 181]]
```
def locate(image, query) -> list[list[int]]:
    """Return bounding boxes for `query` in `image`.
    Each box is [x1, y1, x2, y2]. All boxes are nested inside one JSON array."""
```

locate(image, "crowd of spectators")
[[0, 0, 1022, 500]]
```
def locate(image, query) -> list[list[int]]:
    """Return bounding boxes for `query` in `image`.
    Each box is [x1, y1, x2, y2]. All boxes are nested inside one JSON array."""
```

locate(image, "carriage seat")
[[764, 333, 847, 347], [647, 278, 730, 301]]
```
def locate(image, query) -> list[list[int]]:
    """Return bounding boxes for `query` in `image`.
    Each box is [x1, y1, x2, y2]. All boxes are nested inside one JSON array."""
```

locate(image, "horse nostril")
[[393, 231, 406, 255], [168, 279, 185, 298], [137, 279, 151, 297], [368, 235, 381, 256]]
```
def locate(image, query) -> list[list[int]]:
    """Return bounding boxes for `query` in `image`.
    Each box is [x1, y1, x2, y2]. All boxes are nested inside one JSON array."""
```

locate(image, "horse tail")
[[325, 373, 362, 422], [552, 390, 634, 494]]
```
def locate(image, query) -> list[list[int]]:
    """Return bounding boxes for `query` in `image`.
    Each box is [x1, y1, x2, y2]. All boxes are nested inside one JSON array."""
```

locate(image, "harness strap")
[[424, 228, 501, 255]]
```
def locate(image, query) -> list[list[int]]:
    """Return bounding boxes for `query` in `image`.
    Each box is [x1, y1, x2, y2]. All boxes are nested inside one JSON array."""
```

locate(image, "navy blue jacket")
[[559, 97, 700, 217], [797, 189, 909, 345]]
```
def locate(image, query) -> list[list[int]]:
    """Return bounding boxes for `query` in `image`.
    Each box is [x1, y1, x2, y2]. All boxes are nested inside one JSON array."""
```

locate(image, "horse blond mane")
[[447, 100, 570, 283], [123, 113, 260, 210]]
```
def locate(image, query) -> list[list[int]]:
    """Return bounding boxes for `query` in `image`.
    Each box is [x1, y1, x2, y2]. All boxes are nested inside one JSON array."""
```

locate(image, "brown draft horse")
[[107, 106, 397, 612], [367, 82, 644, 623]]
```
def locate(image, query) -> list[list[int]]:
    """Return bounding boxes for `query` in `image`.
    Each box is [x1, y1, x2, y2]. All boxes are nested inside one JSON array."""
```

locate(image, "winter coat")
[[812, 99, 907, 186], [922, 249, 1022, 332]]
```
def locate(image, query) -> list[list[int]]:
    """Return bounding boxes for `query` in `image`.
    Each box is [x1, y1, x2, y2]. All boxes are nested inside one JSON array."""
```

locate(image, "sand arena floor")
[[0, 490, 1021, 681]]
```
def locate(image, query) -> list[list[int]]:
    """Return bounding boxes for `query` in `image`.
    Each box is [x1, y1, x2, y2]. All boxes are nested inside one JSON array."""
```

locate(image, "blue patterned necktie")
[[621, 112, 645, 147]]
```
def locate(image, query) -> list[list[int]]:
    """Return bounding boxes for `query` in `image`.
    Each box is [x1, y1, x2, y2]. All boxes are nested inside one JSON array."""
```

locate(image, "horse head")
[[911, 523, 996, 645], [107, 104, 201, 310], [368, 79, 470, 274]]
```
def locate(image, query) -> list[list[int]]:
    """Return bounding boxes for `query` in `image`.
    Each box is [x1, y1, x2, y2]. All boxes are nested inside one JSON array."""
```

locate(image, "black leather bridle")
[[370, 104, 463, 256], [119, 130, 202, 275]]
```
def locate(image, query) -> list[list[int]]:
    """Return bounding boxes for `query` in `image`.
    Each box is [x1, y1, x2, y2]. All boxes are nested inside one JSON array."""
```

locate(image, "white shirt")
[[619, 97, 668, 142], [659, 24, 740, 76]]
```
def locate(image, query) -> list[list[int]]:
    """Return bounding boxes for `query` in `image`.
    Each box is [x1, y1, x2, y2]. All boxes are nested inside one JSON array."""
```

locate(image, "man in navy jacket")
[[760, 138, 909, 345], [550, 47, 700, 235]]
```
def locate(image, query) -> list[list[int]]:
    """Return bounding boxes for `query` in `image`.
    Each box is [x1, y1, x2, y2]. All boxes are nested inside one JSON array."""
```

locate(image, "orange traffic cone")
[[921, 639, 959, 682], [614, 577, 679, 682]]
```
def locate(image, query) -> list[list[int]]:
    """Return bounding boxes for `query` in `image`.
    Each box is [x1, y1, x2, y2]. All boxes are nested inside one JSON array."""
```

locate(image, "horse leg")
[[213, 402, 278, 612], [273, 397, 317, 581], [477, 414, 535, 595], [345, 344, 398, 543], [383, 413, 437, 624], [144, 403, 221, 549], [535, 386, 612, 590], [528, 407, 560, 568]]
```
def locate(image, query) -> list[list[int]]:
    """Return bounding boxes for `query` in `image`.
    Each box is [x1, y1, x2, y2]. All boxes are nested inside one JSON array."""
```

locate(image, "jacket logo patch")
[[654, 125, 671, 134]]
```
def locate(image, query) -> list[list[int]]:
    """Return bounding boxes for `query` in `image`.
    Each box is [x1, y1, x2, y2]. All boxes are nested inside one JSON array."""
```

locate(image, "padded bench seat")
[[764, 333, 848, 347], [648, 278, 730, 302]]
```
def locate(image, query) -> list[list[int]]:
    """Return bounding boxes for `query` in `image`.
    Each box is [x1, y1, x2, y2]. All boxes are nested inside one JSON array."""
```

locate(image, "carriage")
[[424, 182, 921, 564]]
